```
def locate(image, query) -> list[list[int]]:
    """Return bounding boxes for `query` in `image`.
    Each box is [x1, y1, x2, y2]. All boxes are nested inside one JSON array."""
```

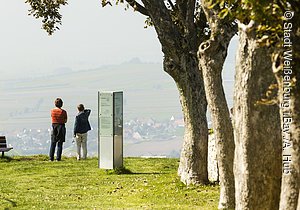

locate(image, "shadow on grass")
[[0, 155, 49, 162], [130, 172, 168, 175], [105, 167, 169, 175], [0, 156, 13, 162], [208, 180, 219, 186], [3, 198, 17, 207], [105, 166, 134, 175]]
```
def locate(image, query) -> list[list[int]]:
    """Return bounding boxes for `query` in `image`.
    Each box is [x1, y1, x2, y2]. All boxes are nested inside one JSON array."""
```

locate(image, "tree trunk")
[[278, 87, 300, 210], [274, 54, 300, 210], [164, 56, 209, 185], [277, 10, 300, 209], [198, 35, 235, 209], [198, 1, 236, 208], [234, 27, 282, 210], [291, 36, 300, 210], [139, 0, 209, 185]]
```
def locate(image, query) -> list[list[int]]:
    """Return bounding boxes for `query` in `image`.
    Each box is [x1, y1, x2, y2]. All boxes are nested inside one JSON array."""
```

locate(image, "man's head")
[[55, 98, 63, 108], [77, 104, 84, 112]]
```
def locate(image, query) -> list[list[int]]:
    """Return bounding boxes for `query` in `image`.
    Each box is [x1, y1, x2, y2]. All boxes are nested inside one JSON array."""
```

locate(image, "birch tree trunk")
[[234, 26, 282, 210]]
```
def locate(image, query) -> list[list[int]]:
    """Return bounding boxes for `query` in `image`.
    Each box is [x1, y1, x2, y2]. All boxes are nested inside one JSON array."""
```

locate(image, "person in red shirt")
[[49, 98, 67, 161]]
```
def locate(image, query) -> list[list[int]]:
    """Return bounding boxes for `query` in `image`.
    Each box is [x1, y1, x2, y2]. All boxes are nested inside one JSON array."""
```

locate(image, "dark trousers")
[[49, 141, 63, 161]]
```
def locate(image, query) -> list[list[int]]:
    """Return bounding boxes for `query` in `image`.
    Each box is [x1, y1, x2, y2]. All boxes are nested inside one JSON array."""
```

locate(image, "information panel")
[[99, 92, 113, 136], [98, 91, 123, 169], [114, 93, 123, 136]]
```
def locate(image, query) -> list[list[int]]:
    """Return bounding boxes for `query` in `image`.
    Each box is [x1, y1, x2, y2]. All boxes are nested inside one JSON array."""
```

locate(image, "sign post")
[[98, 91, 123, 169]]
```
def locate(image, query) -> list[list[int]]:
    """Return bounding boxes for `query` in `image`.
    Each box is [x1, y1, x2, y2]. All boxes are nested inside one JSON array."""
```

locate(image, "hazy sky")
[[0, 1, 163, 79]]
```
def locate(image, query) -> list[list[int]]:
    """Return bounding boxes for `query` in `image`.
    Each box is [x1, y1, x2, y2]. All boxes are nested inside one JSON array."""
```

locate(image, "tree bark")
[[276, 8, 300, 209], [234, 27, 282, 210], [164, 55, 209, 185], [140, 0, 209, 185], [289, 91, 300, 208], [293, 90, 300, 207], [279, 87, 300, 210], [198, 36, 235, 209], [198, 1, 236, 208], [274, 52, 300, 210]]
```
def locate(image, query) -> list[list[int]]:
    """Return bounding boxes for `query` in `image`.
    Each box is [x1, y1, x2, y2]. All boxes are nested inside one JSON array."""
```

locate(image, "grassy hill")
[[0, 156, 219, 209]]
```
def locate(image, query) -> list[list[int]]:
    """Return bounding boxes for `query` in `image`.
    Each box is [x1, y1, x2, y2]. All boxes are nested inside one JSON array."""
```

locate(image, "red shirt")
[[51, 108, 67, 124]]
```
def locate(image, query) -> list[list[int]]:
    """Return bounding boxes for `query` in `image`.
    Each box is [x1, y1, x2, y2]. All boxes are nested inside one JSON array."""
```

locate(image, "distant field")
[[0, 62, 183, 132], [0, 156, 219, 209], [0, 62, 234, 131]]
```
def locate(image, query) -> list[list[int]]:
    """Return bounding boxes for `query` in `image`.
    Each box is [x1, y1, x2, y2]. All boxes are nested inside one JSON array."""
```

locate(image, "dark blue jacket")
[[74, 109, 91, 136]]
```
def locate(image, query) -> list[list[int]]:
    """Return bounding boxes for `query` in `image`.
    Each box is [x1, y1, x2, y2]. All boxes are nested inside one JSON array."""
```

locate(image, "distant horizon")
[[1, 57, 163, 81], [0, 1, 163, 79], [1, 1, 237, 81]]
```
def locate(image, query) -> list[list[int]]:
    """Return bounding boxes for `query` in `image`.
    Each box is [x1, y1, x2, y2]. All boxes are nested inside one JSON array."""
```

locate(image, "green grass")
[[0, 155, 219, 209]]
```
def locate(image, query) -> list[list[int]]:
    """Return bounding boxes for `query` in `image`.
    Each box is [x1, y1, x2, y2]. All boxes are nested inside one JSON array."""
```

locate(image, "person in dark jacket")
[[73, 104, 91, 160], [50, 98, 68, 161]]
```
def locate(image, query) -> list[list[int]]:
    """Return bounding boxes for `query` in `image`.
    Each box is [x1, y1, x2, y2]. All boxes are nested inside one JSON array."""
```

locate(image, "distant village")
[[124, 117, 184, 143], [1, 117, 185, 157]]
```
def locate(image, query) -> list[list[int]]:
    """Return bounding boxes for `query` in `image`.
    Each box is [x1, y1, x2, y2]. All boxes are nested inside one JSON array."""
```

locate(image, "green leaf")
[[219, 8, 229, 19]]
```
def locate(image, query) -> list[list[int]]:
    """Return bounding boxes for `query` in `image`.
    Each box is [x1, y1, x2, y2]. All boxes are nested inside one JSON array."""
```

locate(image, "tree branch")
[[174, 0, 197, 43], [166, 0, 175, 10], [125, 0, 149, 16], [237, 20, 255, 33], [186, 0, 196, 27], [200, 0, 237, 38], [177, 0, 196, 27], [141, 0, 182, 60], [185, 0, 197, 42], [25, 0, 68, 35]]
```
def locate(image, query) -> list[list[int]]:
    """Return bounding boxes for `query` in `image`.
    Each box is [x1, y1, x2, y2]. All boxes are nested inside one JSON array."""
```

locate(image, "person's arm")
[[84, 109, 91, 117]]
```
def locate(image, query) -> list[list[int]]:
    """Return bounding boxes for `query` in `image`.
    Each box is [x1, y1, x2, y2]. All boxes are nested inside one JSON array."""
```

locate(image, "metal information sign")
[[99, 92, 113, 136], [98, 91, 123, 169]]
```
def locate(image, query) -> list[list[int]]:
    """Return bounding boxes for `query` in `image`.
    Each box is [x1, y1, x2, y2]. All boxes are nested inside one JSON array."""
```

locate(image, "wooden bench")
[[0, 136, 13, 157]]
